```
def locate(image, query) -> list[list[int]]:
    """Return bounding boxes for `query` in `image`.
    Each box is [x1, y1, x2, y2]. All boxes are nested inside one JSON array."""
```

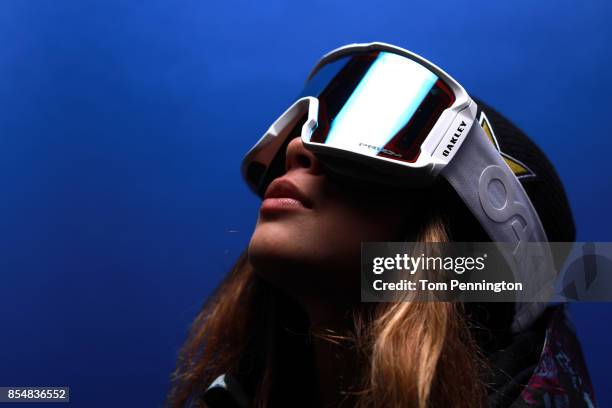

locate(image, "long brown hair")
[[166, 185, 489, 408]]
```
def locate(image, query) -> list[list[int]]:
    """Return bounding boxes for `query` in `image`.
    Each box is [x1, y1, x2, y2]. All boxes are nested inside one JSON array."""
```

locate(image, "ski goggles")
[[241, 42, 553, 331], [242, 44, 474, 194]]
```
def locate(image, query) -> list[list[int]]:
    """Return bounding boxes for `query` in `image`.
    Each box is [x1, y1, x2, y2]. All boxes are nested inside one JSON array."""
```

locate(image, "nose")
[[284, 136, 325, 175]]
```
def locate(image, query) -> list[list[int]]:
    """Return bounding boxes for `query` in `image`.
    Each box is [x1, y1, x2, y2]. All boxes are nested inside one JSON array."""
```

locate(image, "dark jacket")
[[200, 305, 596, 408]]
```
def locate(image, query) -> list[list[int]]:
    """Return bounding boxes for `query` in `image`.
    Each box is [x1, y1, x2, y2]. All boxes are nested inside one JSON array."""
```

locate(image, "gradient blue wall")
[[0, 1, 610, 406]]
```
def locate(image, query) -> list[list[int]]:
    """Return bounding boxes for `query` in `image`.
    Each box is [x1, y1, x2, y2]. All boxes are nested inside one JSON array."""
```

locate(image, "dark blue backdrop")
[[0, 1, 610, 406]]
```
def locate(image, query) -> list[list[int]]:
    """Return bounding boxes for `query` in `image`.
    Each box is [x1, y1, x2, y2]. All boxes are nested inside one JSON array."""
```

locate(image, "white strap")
[[441, 117, 555, 331]]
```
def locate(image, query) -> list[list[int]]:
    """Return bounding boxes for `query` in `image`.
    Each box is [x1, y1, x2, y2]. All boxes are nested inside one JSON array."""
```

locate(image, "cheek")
[[249, 200, 409, 269], [247, 196, 415, 298], [319, 200, 410, 249]]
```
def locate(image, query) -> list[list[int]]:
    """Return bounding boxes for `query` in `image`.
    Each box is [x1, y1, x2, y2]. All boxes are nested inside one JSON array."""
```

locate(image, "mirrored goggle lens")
[[300, 51, 456, 163]]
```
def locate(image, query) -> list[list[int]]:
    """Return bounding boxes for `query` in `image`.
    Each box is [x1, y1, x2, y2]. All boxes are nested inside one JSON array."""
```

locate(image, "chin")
[[250, 215, 316, 254], [248, 225, 319, 292], [248, 228, 360, 302], [249, 228, 303, 271]]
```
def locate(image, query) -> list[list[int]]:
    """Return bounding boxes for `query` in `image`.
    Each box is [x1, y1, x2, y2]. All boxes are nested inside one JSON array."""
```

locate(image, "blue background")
[[0, 1, 610, 406]]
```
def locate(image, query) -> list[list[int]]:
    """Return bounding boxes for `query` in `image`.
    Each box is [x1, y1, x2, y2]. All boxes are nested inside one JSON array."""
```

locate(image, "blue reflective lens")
[[303, 50, 455, 163]]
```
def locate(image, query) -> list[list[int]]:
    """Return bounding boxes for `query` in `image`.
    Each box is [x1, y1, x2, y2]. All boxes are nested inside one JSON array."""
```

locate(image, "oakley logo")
[[358, 142, 402, 158], [442, 121, 467, 157]]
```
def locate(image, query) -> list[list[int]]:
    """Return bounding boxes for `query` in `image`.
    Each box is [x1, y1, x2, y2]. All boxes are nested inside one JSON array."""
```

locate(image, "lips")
[[261, 178, 313, 211]]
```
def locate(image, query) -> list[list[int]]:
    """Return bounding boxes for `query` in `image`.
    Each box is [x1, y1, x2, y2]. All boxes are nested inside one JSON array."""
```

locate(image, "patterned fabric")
[[515, 307, 596, 407]]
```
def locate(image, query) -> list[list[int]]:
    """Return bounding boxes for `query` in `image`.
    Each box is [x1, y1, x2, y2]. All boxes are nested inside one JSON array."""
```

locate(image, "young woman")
[[167, 43, 596, 408]]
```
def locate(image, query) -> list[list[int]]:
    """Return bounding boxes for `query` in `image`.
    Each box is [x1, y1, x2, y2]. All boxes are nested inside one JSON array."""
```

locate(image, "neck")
[[297, 297, 359, 407]]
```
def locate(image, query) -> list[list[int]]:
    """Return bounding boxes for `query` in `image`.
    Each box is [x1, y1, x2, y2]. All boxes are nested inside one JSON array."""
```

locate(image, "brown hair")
[[166, 189, 489, 407]]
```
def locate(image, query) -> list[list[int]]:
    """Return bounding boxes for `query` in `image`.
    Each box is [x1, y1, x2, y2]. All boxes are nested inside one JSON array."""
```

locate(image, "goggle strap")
[[441, 122, 554, 332]]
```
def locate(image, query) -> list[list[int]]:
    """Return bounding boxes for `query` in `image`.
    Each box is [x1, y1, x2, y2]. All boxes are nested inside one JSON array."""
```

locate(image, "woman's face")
[[248, 135, 421, 301]]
